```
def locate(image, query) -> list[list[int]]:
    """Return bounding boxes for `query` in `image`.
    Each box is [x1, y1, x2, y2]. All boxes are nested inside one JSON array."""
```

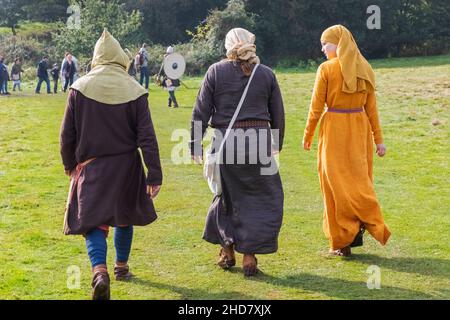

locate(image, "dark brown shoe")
[[91, 271, 110, 300], [243, 254, 259, 277], [217, 245, 236, 270], [114, 264, 133, 281]]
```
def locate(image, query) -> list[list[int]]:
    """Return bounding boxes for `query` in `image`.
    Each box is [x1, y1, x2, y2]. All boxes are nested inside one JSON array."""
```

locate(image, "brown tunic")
[[60, 89, 162, 235]]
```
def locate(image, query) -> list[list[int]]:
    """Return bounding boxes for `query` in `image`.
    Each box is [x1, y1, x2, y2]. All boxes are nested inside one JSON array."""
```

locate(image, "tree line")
[[1, 0, 448, 71]]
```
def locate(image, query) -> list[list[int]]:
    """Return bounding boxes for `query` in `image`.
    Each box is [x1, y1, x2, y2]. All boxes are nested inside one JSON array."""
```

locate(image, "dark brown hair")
[[239, 60, 254, 76]]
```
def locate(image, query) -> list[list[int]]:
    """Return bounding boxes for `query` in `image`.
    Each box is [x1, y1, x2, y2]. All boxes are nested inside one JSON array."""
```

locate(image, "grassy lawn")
[[0, 55, 449, 300], [0, 22, 59, 37]]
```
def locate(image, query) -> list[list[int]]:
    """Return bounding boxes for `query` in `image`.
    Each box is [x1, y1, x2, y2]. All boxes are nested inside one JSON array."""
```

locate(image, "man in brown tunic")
[[60, 30, 162, 300]]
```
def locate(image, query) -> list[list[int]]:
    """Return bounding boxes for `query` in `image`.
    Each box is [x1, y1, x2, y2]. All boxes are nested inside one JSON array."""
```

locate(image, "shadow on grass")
[[247, 272, 436, 300], [352, 254, 450, 279], [130, 277, 256, 300]]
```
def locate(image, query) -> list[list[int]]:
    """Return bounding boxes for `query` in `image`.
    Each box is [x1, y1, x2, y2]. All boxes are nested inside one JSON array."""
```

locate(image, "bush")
[[0, 21, 62, 81], [53, 0, 143, 59], [184, 0, 257, 74], [0, 35, 58, 69], [134, 0, 260, 78]]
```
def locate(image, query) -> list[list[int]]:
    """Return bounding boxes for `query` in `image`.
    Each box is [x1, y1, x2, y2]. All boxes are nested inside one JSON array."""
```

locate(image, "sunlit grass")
[[0, 55, 449, 300]]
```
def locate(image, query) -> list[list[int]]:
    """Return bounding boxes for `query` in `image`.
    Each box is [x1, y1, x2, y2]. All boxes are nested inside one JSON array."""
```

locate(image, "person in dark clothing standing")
[[0, 57, 11, 95], [36, 56, 51, 94], [190, 28, 285, 277], [138, 43, 150, 89], [51, 63, 60, 93], [60, 30, 162, 300], [161, 46, 180, 108], [62, 54, 76, 92], [163, 77, 180, 108]]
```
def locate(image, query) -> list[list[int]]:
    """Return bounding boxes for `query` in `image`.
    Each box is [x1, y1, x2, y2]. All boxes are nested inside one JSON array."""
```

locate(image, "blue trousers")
[[36, 77, 51, 93], [13, 81, 21, 91], [140, 66, 149, 89], [0, 79, 9, 93]]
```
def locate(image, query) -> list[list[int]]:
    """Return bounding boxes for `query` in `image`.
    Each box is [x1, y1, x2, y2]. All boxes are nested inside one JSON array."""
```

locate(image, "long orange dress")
[[303, 57, 391, 250]]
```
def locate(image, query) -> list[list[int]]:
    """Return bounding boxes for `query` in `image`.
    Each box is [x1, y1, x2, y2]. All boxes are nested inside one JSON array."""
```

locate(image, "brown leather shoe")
[[91, 270, 110, 300], [114, 264, 133, 281], [329, 246, 352, 257], [217, 245, 236, 270], [243, 254, 259, 277]]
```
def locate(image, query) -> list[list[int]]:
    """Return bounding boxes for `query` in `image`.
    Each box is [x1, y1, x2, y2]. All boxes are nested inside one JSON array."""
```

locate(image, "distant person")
[[72, 55, 79, 81], [51, 63, 60, 93], [125, 50, 138, 80], [61, 53, 68, 88], [0, 56, 10, 95], [138, 43, 150, 89], [60, 29, 162, 300], [134, 51, 141, 73], [127, 59, 138, 80], [61, 52, 78, 87], [162, 46, 180, 108], [302, 25, 390, 256], [35, 56, 51, 94], [11, 58, 24, 92], [62, 54, 76, 92]]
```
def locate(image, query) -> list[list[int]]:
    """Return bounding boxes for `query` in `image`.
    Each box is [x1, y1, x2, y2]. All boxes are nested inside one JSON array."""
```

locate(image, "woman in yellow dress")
[[303, 25, 391, 256]]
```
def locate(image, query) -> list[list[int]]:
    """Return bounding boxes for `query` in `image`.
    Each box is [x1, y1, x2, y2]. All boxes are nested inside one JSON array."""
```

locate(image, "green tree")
[[0, 0, 69, 35], [125, 0, 228, 45], [22, 0, 70, 22], [0, 0, 27, 35], [188, 0, 256, 67], [53, 0, 142, 58], [246, 0, 449, 63]]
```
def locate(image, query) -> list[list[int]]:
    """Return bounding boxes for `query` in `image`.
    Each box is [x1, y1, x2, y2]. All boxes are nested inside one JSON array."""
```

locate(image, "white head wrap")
[[225, 28, 260, 64], [166, 46, 174, 54]]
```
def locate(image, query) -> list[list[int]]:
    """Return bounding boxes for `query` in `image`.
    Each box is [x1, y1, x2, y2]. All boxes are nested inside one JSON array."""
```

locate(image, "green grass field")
[[0, 55, 449, 300]]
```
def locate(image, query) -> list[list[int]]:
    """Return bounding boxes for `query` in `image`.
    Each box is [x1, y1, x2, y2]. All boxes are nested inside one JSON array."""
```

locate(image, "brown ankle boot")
[[329, 246, 352, 257], [92, 268, 110, 300], [243, 254, 259, 277], [114, 264, 133, 281], [217, 245, 236, 270]]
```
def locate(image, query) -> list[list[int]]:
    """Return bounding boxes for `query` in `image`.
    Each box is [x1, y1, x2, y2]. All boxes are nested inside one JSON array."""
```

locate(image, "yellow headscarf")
[[71, 29, 147, 105], [321, 25, 375, 93], [225, 28, 260, 64]]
